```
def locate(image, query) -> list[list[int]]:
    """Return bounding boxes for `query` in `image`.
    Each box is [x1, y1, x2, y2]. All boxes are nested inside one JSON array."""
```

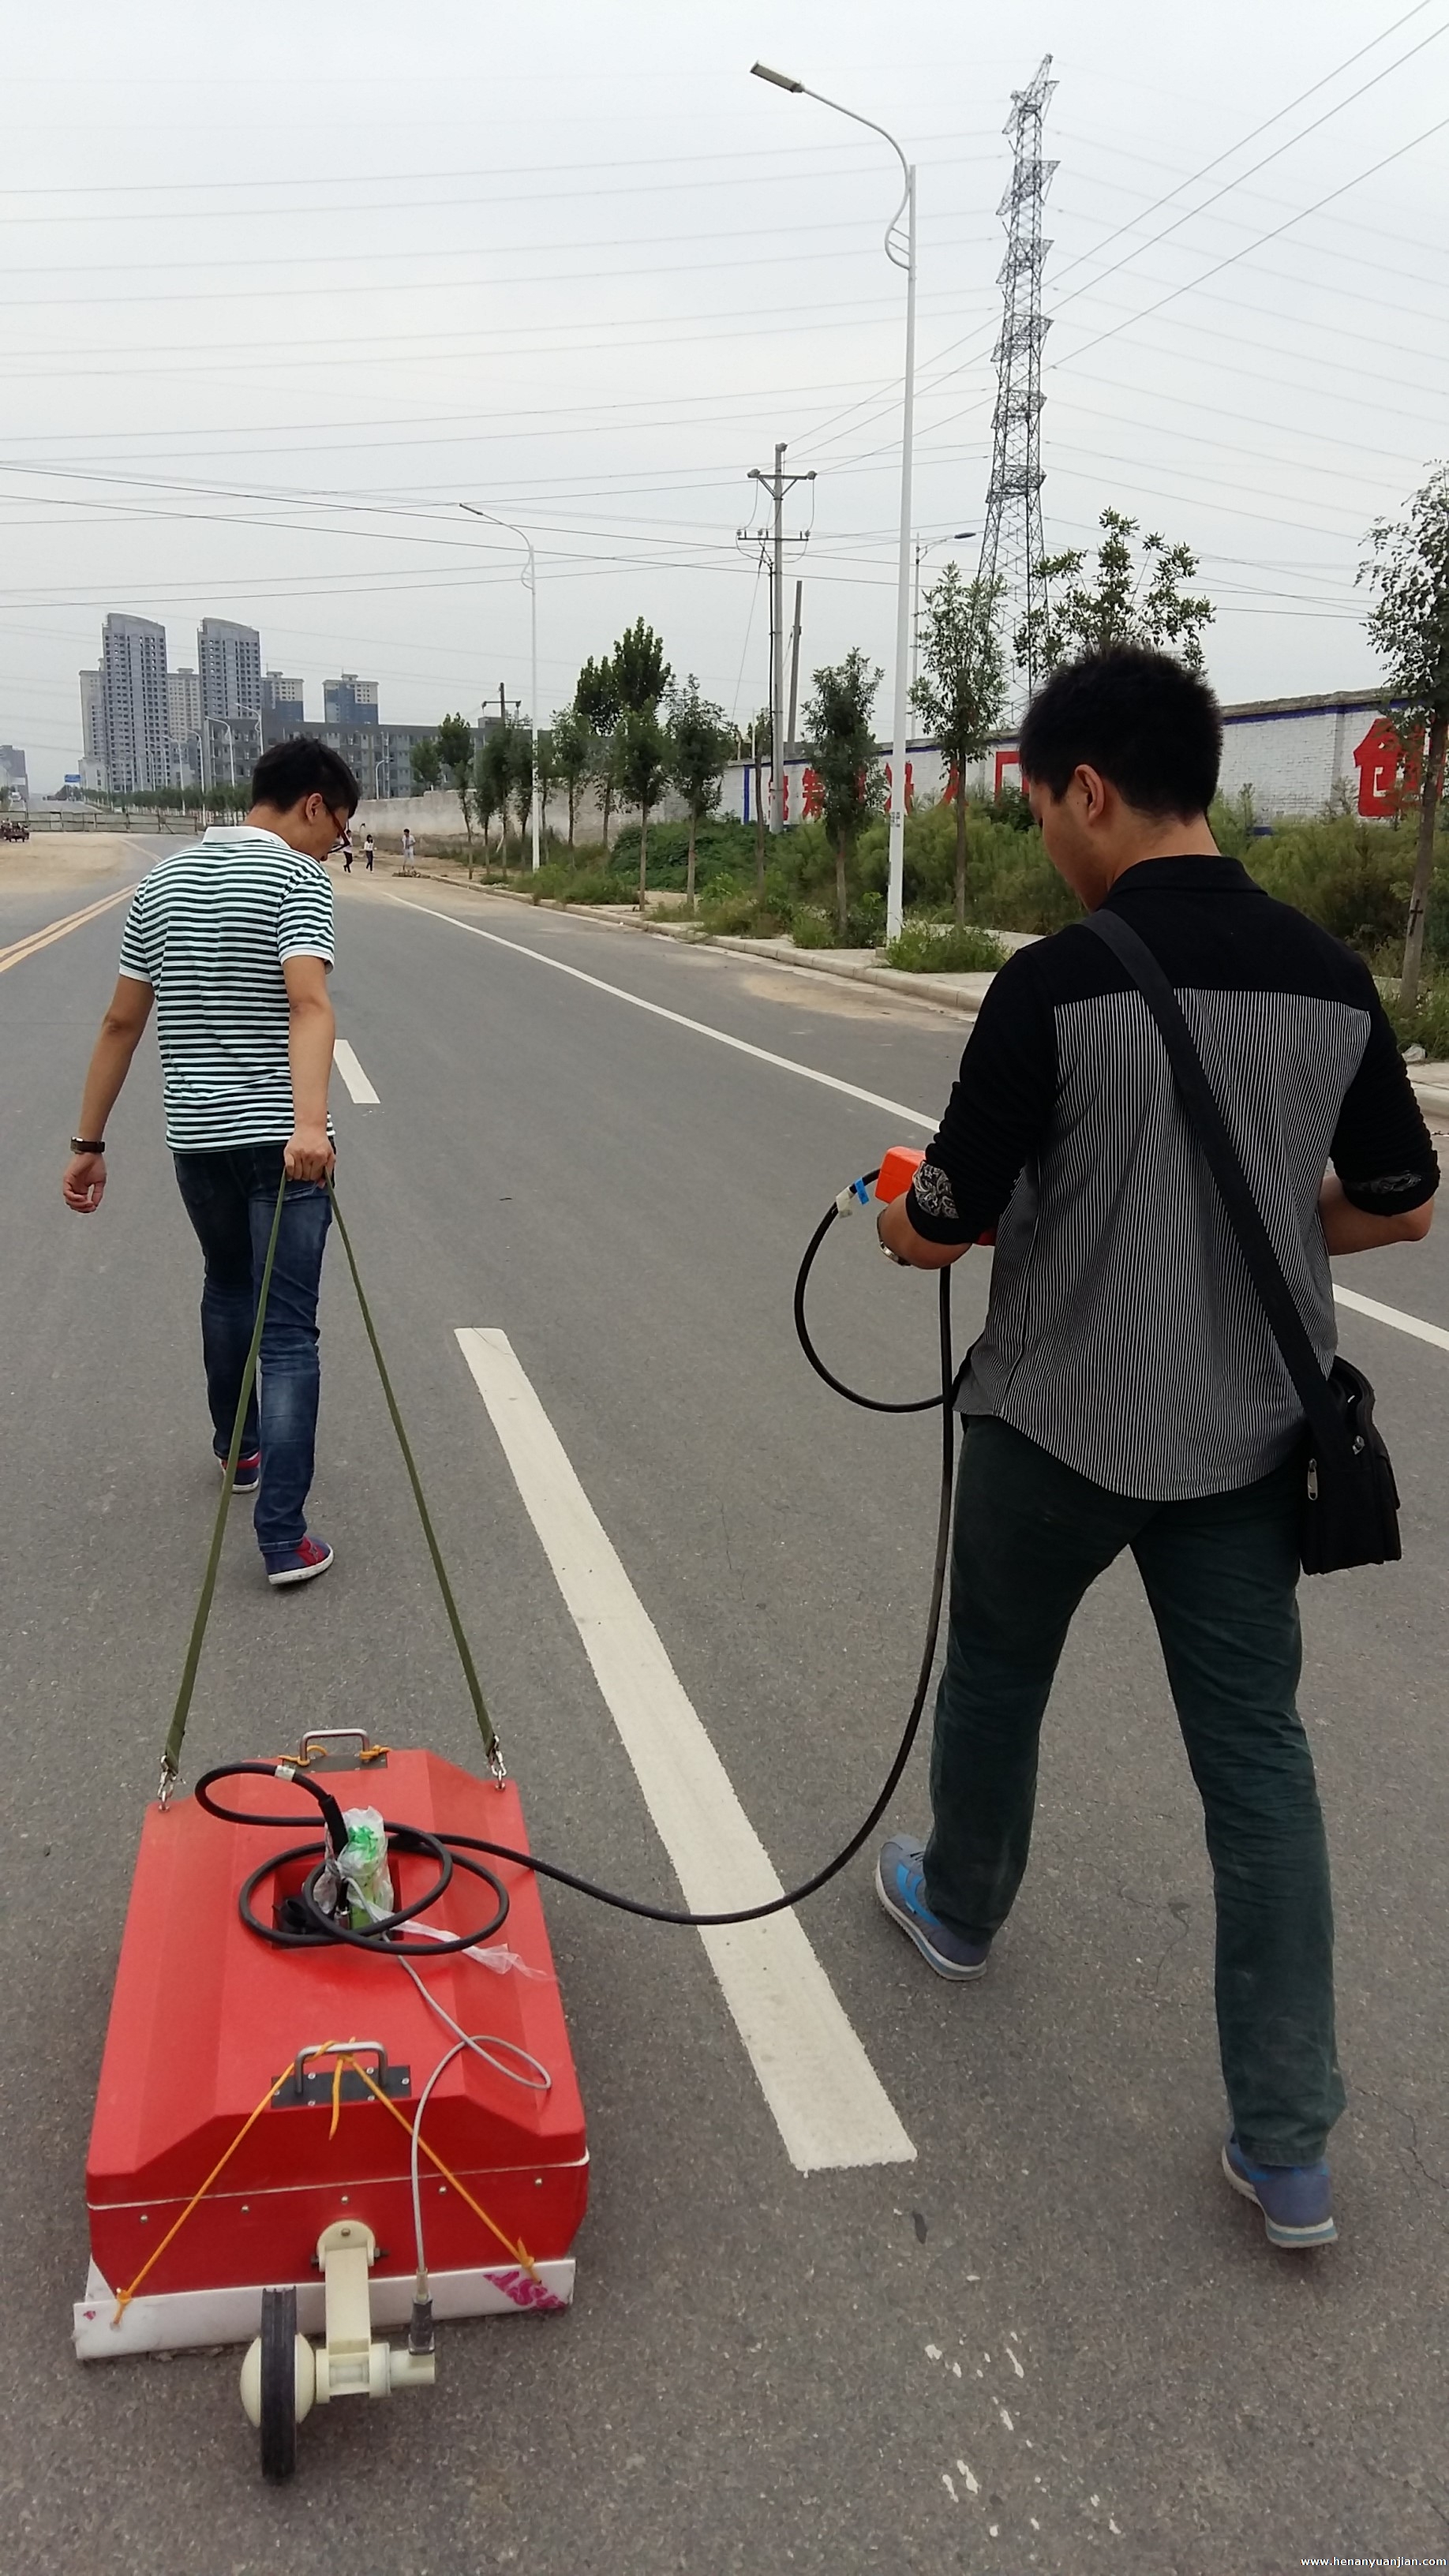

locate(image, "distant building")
[[168, 667, 204, 789], [201, 714, 262, 792], [95, 613, 172, 796], [0, 744, 28, 804], [324, 673, 380, 728], [260, 672, 306, 746], [198, 619, 262, 723]]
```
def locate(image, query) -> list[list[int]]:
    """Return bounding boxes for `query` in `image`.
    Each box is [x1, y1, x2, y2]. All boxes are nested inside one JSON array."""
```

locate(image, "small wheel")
[[259, 2286, 299, 2483]]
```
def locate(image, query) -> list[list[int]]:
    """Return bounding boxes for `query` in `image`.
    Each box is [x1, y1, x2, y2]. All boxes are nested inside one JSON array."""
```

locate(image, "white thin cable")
[[397, 1960, 552, 2297]]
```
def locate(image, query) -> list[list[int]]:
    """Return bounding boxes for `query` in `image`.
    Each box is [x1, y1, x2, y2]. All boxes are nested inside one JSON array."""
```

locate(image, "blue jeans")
[[173, 1145, 331, 1557], [925, 1417, 1344, 2166]]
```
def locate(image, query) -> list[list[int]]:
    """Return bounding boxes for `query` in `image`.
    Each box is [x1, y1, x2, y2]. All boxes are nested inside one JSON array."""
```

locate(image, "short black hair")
[[251, 735, 360, 817], [1017, 646, 1222, 818]]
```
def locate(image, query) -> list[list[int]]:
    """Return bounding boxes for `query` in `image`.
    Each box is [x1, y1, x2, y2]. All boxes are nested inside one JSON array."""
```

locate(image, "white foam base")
[[73, 2255, 576, 2360]]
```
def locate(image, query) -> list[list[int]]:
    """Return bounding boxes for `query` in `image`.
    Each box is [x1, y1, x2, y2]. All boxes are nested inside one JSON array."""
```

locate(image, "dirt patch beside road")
[[0, 834, 144, 895]]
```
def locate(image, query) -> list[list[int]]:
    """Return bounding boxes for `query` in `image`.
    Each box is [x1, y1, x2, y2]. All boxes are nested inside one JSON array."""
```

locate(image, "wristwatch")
[[69, 1136, 106, 1155]]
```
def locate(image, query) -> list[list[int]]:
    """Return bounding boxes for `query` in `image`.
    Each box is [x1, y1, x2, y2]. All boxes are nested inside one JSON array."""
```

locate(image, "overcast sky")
[[4, 0, 1447, 789]]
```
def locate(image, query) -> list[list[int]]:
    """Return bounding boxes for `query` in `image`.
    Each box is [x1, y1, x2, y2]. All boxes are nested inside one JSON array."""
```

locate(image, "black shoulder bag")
[[1084, 907, 1401, 1575]]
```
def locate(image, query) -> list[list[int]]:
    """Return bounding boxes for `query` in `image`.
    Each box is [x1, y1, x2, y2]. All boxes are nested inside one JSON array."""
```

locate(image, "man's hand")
[[283, 1124, 335, 1183], [62, 1151, 107, 1213]]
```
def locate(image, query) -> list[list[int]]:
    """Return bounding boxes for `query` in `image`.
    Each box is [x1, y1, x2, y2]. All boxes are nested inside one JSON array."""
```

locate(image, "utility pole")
[[786, 578, 803, 760], [742, 446, 814, 831]]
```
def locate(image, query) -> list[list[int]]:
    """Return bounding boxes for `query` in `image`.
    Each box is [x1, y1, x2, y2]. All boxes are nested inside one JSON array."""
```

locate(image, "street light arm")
[[750, 61, 911, 255], [459, 500, 534, 589]]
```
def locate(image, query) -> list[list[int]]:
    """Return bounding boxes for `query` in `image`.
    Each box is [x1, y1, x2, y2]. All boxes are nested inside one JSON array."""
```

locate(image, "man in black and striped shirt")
[[874, 648, 1437, 2249], [62, 737, 360, 1589]]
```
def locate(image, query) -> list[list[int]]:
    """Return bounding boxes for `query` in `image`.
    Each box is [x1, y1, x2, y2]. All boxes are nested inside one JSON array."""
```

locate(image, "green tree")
[[803, 650, 885, 942], [592, 722, 625, 854], [551, 706, 590, 848], [409, 735, 442, 793], [1017, 507, 1214, 677], [912, 564, 1008, 924], [574, 653, 620, 736], [745, 703, 772, 895], [508, 721, 537, 856], [665, 676, 733, 908], [476, 717, 516, 872], [610, 617, 672, 715], [1361, 463, 1449, 1015], [616, 707, 670, 912], [435, 712, 477, 869]]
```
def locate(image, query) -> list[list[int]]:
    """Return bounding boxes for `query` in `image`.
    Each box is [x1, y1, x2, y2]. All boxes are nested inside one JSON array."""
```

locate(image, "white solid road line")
[[388, 897, 936, 1129], [454, 1326, 916, 2176], [332, 1038, 380, 1106], [1334, 1282, 1449, 1354], [393, 894, 1449, 1363]]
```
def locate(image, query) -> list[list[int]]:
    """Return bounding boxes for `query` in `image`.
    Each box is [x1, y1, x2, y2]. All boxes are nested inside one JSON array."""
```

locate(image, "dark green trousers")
[[923, 1417, 1345, 2166]]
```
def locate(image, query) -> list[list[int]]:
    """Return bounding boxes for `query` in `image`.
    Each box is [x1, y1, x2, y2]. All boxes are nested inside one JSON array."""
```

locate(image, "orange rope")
[[340, 2057, 542, 2285], [110, 2061, 295, 2323], [107, 2040, 542, 2324]]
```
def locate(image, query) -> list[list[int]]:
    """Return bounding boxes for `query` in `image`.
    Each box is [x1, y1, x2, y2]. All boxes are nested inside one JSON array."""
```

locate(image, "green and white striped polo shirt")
[[118, 826, 335, 1152]]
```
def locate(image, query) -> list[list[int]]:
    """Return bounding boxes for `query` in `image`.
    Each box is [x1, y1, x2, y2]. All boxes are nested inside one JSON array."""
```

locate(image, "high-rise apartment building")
[[167, 668, 204, 791], [260, 672, 306, 750], [198, 618, 262, 721], [324, 673, 379, 728], [96, 613, 172, 795], [0, 745, 28, 804]]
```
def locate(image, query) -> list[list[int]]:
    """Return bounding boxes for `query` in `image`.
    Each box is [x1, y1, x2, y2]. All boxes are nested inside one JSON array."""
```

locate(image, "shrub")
[[1385, 982, 1449, 1059], [526, 864, 635, 906], [882, 921, 1008, 973]]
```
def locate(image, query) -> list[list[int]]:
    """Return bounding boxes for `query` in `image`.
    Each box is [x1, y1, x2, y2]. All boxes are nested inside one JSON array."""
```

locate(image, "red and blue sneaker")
[[1222, 2133, 1336, 2248], [264, 1533, 334, 1589], [218, 1448, 261, 1496]]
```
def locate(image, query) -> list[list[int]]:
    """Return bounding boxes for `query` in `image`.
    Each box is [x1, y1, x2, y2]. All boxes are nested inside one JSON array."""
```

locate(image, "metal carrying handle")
[[293, 2040, 391, 2092]]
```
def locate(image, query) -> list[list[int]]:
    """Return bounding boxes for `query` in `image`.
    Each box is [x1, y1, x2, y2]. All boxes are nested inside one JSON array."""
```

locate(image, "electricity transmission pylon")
[[977, 54, 1056, 690]]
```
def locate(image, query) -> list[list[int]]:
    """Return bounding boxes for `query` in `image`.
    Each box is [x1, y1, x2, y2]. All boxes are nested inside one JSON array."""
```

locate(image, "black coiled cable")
[[209, 1178, 960, 1941]]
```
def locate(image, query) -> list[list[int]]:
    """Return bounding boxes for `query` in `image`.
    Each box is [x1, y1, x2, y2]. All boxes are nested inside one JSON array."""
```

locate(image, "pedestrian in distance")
[[62, 736, 361, 1589], [340, 825, 354, 873], [363, 829, 375, 874], [400, 825, 416, 874], [874, 645, 1438, 2252]]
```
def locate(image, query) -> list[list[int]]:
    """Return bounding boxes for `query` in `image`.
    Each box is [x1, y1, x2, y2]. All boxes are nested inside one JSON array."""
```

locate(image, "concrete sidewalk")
[[406, 867, 1449, 1115]]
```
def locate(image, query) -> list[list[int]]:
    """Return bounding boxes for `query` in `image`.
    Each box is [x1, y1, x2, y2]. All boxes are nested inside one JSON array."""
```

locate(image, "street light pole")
[[459, 503, 541, 871], [751, 62, 915, 939]]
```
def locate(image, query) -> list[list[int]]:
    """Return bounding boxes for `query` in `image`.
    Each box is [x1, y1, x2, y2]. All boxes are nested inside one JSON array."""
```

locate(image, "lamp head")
[[751, 61, 803, 92]]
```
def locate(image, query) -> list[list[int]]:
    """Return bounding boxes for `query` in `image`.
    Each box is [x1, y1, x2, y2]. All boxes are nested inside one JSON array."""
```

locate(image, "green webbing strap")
[[156, 1170, 504, 1804], [324, 1179, 504, 1780], [159, 1171, 288, 1799]]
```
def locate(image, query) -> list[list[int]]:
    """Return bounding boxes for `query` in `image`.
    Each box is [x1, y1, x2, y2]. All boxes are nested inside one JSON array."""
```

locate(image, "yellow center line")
[[0, 885, 132, 975]]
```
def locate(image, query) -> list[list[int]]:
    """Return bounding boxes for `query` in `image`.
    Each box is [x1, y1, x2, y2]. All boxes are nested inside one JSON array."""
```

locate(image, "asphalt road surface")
[[3, 852, 1447, 2576]]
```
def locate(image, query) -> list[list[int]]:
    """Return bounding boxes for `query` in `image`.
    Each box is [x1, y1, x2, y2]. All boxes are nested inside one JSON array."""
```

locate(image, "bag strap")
[[1082, 906, 1346, 1460]]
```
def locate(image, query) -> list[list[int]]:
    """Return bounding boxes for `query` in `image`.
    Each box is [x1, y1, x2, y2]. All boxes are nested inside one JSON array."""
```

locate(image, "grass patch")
[[882, 920, 1008, 973]]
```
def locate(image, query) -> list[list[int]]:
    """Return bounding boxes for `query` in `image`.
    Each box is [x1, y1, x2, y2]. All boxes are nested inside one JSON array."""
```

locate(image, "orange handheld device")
[[874, 1145, 925, 1204], [871, 1144, 996, 1246]]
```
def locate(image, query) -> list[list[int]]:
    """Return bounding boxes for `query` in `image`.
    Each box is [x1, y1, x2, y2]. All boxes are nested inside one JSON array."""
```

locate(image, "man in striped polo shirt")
[[874, 647, 1438, 2251], [62, 737, 359, 1589]]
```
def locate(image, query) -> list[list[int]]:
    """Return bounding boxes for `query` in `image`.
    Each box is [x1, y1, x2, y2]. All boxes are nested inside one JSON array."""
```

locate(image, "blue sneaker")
[[1222, 2133, 1336, 2248], [874, 1837, 991, 1981], [264, 1533, 334, 1589], [218, 1448, 260, 1496]]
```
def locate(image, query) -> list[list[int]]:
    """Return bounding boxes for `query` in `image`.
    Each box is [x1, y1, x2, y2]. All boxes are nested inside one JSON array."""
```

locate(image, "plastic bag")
[[335, 1807, 395, 1929]]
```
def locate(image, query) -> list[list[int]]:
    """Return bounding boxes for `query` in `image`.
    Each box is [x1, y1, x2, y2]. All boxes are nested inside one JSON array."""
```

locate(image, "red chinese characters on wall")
[[800, 766, 824, 819], [1354, 718, 1421, 818], [882, 761, 916, 812]]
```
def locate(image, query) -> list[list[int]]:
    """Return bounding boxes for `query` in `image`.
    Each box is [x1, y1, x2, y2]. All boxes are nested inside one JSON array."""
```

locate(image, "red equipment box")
[[76, 1746, 588, 2360]]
